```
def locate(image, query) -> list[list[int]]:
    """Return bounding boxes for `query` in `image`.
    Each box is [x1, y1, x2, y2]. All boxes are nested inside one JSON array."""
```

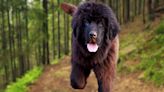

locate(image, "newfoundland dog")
[[61, 1, 120, 92]]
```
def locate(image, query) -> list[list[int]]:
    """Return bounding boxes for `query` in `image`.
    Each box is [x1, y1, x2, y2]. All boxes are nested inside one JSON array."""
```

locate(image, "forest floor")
[[27, 56, 164, 92], [27, 16, 164, 92]]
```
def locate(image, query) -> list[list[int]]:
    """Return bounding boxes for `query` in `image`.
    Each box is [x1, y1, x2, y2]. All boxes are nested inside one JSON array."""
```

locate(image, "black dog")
[[61, 1, 120, 92]]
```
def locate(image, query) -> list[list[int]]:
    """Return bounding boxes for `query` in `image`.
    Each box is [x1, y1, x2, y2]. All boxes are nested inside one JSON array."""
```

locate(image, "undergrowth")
[[119, 19, 164, 86], [5, 67, 43, 92], [137, 20, 164, 86]]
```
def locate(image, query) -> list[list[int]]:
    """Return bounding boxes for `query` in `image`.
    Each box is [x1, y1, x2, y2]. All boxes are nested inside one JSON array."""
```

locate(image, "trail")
[[28, 17, 164, 92], [28, 56, 164, 92]]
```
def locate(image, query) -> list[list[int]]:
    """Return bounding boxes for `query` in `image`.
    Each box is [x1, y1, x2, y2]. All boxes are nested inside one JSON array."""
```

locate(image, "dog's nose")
[[89, 31, 97, 38]]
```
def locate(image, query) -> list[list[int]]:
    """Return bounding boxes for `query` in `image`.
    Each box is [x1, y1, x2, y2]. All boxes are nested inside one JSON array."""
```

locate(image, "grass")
[[5, 56, 69, 92], [136, 33, 164, 86], [118, 19, 164, 86], [138, 21, 164, 86], [5, 67, 43, 92]]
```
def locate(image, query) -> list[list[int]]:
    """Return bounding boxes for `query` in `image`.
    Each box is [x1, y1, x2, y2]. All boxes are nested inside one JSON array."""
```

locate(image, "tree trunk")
[[42, 0, 50, 64], [148, 0, 155, 21], [1, 0, 9, 85], [25, 0, 30, 70], [57, 0, 61, 59], [51, 1, 56, 59]]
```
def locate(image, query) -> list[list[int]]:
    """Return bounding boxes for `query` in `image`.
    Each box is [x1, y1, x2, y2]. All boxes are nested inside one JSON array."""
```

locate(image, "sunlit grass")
[[118, 19, 164, 86], [5, 67, 43, 92]]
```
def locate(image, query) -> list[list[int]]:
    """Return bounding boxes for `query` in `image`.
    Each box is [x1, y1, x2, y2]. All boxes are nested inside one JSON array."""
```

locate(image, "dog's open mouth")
[[87, 38, 99, 52], [87, 43, 99, 52]]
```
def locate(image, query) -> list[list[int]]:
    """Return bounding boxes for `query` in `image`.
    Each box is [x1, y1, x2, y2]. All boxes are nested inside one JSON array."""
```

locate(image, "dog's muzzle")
[[87, 31, 99, 52]]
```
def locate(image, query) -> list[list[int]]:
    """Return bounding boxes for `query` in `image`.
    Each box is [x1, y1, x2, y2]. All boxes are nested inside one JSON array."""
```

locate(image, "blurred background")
[[0, 0, 163, 92]]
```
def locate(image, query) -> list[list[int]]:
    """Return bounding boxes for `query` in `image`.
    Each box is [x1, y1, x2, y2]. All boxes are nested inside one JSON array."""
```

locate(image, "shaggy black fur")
[[61, 2, 120, 92], [71, 2, 120, 66]]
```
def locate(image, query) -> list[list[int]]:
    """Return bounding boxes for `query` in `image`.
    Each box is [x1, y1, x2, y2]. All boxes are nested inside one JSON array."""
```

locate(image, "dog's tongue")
[[87, 44, 99, 52]]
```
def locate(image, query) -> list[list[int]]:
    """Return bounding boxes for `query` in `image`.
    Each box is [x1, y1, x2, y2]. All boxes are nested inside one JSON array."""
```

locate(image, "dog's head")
[[61, 2, 120, 53]]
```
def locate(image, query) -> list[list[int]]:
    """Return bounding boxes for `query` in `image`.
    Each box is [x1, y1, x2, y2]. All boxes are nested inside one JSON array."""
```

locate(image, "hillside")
[[25, 16, 164, 92], [119, 15, 164, 86]]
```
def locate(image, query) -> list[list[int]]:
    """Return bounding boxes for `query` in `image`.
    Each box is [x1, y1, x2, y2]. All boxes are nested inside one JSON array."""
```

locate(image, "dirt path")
[[28, 56, 164, 92], [28, 17, 164, 92]]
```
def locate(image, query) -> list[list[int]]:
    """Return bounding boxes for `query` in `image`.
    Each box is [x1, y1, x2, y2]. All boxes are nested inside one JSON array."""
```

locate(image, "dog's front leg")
[[93, 60, 116, 92]]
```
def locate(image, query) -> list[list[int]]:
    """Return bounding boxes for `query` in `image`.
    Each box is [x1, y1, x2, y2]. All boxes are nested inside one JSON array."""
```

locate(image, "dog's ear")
[[60, 3, 77, 16], [110, 21, 120, 39], [107, 18, 120, 39]]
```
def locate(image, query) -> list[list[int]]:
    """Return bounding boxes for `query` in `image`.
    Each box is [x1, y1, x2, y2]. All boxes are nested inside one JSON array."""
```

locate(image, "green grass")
[[137, 34, 164, 86], [136, 20, 164, 86], [156, 20, 164, 34], [5, 67, 43, 92], [119, 19, 164, 86]]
